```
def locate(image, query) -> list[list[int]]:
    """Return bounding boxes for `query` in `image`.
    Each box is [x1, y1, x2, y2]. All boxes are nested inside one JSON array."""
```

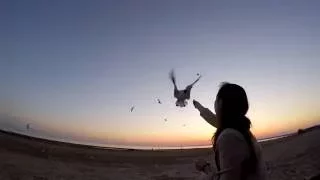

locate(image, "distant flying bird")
[[164, 118, 167, 122], [157, 99, 162, 104], [170, 69, 201, 107], [130, 106, 135, 112]]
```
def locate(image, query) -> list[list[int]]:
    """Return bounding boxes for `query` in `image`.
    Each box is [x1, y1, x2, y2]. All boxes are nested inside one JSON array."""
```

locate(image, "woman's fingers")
[[193, 99, 198, 106], [193, 100, 201, 109]]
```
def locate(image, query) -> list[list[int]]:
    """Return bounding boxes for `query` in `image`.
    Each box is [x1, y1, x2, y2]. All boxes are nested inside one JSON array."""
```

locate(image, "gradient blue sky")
[[1, 0, 320, 148]]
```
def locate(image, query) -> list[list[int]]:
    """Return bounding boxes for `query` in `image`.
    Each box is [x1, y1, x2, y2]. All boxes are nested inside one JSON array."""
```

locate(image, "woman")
[[193, 82, 267, 180]]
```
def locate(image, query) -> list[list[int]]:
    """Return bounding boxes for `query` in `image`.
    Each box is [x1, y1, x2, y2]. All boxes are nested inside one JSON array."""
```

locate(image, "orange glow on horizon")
[[10, 110, 320, 147]]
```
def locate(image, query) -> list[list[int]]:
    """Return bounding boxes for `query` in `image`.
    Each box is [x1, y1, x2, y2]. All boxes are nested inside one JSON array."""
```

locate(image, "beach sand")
[[0, 127, 319, 180]]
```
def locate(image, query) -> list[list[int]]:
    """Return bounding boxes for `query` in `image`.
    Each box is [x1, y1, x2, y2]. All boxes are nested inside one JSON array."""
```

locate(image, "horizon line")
[[0, 128, 305, 150]]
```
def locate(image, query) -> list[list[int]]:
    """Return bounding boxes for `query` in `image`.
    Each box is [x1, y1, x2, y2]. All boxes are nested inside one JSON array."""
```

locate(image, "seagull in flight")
[[157, 99, 162, 104], [169, 69, 201, 107]]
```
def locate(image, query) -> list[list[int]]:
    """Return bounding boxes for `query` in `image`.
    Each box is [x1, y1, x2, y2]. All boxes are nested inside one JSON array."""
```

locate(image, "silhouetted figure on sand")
[[26, 124, 30, 131]]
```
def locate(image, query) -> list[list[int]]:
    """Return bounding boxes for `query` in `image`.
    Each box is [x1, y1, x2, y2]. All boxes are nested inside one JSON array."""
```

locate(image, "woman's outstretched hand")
[[193, 99, 217, 128], [193, 100, 203, 110]]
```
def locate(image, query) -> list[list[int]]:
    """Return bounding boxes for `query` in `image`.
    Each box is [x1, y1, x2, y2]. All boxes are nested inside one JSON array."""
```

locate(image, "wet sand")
[[0, 127, 319, 180]]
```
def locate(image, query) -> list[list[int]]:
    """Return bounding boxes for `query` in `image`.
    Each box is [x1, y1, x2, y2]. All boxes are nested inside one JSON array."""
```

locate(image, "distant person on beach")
[[193, 82, 267, 180]]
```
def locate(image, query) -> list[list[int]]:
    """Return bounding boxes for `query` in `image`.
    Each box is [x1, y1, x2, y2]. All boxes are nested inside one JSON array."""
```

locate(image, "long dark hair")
[[213, 82, 257, 174]]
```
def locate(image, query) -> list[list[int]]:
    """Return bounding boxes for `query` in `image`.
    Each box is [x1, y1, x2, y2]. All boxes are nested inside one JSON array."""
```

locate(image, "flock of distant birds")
[[129, 69, 202, 127], [25, 69, 201, 131]]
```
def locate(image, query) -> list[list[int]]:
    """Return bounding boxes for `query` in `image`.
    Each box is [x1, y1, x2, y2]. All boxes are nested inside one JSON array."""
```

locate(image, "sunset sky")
[[1, 0, 320, 148]]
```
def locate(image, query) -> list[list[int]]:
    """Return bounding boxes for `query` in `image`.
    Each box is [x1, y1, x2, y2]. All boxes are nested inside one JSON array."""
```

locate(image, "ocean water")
[[258, 134, 292, 142], [85, 134, 292, 150], [91, 134, 292, 150]]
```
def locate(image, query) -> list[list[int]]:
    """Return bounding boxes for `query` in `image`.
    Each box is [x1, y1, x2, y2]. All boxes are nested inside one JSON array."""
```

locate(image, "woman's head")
[[214, 82, 250, 129]]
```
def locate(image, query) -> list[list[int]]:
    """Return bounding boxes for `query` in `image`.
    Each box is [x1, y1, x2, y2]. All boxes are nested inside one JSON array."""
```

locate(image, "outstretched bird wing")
[[169, 69, 179, 98], [189, 75, 201, 87], [183, 75, 202, 99]]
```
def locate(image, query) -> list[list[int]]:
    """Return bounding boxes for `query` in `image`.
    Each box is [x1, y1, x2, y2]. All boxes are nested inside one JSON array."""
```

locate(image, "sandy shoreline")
[[0, 127, 320, 180]]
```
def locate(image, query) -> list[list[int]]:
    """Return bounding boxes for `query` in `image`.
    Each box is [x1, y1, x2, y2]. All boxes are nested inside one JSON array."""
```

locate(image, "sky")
[[1, 0, 320, 148]]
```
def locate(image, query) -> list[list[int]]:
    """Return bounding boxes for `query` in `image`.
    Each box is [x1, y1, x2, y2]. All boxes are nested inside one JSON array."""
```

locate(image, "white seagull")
[[169, 69, 201, 107]]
